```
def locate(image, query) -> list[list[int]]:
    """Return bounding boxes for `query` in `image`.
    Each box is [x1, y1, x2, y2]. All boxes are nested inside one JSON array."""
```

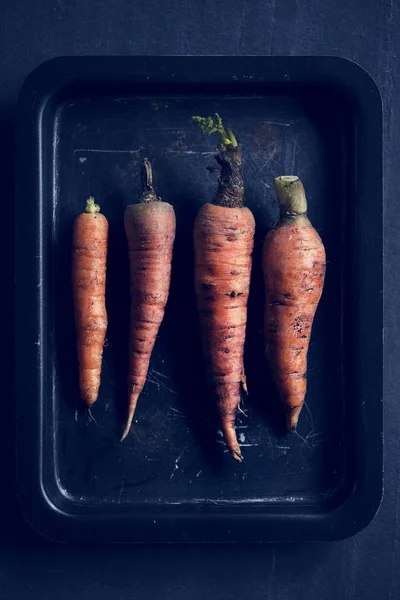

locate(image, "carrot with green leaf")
[[72, 197, 108, 406], [192, 114, 255, 462]]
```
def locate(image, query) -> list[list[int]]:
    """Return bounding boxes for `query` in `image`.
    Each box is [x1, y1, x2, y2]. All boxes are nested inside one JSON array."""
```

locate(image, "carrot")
[[72, 197, 108, 406], [192, 114, 255, 462], [121, 158, 176, 441], [263, 176, 326, 431]]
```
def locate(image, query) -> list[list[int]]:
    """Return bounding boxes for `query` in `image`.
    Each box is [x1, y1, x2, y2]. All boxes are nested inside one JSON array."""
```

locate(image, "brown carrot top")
[[138, 158, 161, 204], [192, 113, 244, 209]]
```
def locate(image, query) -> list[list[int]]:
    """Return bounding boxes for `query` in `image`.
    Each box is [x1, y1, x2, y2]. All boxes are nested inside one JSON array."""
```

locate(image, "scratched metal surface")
[[52, 93, 345, 507]]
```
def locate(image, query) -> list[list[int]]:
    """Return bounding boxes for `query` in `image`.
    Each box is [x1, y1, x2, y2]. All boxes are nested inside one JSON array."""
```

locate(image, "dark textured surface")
[[55, 91, 347, 509], [2, 0, 397, 597]]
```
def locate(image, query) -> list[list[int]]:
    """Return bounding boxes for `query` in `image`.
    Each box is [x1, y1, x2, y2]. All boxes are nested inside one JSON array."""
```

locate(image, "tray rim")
[[15, 55, 383, 544]]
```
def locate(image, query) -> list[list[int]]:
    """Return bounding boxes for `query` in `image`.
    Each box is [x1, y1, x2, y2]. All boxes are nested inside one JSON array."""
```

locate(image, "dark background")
[[1, 0, 396, 598]]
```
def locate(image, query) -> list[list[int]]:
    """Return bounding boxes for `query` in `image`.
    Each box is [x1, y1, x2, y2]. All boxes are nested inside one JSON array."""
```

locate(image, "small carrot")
[[121, 158, 176, 441], [263, 176, 326, 431], [72, 197, 108, 406], [192, 114, 255, 462]]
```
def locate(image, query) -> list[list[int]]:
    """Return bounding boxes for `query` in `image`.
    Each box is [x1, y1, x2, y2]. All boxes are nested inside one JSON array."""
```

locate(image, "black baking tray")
[[16, 56, 383, 543]]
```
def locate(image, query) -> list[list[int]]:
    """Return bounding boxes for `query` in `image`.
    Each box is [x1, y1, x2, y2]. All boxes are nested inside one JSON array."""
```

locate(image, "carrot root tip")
[[286, 406, 302, 432], [237, 403, 248, 417], [120, 426, 131, 442], [232, 449, 243, 463], [87, 407, 100, 427], [121, 406, 136, 442]]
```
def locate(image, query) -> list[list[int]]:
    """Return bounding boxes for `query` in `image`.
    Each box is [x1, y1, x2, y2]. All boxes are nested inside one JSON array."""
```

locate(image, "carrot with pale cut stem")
[[121, 158, 176, 441], [192, 114, 255, 462], [263, 176, 326, 432], [72, 197, 108, 406]]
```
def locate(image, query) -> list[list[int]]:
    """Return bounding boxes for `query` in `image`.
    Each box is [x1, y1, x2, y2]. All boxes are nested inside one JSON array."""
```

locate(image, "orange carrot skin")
[[123, 202, 176, 435], [195, 203, 255, 460], [263, 213, 325, 430], [72, 210, 108, 406], [191, 114, 254, 461]]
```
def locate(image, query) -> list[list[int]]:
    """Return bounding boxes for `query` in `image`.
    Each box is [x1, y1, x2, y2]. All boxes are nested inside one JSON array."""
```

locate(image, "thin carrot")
[[263, 176, 326, 431], [192, 114, 255, 462], [72, 197, 108, 406], [121, 158, 176, 441]]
